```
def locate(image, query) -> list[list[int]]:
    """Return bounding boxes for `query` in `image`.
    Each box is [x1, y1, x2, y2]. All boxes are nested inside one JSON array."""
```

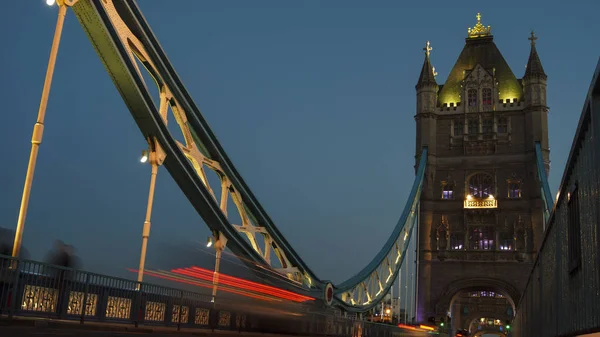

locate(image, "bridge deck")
[[1, 316, 313, 337]]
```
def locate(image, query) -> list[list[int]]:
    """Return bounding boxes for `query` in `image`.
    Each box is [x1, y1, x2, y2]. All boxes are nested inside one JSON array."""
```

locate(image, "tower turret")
[[416, 41, 439, 114], [415, 41, 439, 200], [522, 31, 550, 157], [523, 31, 547, 107], [415, 41, 439, 160]]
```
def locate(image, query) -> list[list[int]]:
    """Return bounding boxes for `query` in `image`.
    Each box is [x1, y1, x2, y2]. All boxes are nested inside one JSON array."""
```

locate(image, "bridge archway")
[[467, 316, 510, 337], [432, 277, 518, 334], [435, 277, 519, 315]]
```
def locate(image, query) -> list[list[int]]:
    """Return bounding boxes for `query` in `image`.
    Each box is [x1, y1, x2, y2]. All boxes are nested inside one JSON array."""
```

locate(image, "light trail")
[[128, 267, 314, 303]]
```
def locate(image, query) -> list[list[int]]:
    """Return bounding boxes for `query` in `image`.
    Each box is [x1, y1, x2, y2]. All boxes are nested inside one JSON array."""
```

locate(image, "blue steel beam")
[[534, 142, 553, 225]]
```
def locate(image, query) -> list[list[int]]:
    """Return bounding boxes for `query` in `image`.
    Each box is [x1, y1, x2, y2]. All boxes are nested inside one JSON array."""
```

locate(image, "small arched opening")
[[434, 278, 518, 336]]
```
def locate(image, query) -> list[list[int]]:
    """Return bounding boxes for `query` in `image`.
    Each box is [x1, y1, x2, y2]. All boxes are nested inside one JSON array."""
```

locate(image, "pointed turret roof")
[[416, 41, 438, 90], [438, 13, 523, 104], [524, 31, 546, 79]]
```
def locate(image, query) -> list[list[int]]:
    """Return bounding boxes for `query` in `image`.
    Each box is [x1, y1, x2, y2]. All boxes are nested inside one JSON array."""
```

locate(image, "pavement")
[[0, 326, 161, 336], [0, 316, 311, 337]]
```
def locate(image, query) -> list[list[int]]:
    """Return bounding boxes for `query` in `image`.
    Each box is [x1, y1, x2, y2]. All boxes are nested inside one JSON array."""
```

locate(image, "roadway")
[[1, 327, 153, 336], [0, 317, 312, 337], [0, 325, 312, 337]]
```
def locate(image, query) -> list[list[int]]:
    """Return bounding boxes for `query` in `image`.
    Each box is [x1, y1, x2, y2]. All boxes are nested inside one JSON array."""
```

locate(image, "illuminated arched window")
[[482, 88, 492, 105], [468, 89, 478, 106], [470, 227, 494, 250], [442, 182, 454, 200], [468, 173, 494, 198], [508, 179, 521, 198]]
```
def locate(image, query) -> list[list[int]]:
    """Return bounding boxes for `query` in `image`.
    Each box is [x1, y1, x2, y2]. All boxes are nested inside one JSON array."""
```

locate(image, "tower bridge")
[[1, 2, 599, 337]]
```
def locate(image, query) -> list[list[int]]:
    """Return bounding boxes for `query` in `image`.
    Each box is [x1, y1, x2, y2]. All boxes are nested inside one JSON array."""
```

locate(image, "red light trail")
[[173, 267, 313, 303], [129, 266, 314, 303]]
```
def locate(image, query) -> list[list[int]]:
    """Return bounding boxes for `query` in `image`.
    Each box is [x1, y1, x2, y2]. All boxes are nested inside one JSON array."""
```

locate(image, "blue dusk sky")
[[0, 0, 599, 284]]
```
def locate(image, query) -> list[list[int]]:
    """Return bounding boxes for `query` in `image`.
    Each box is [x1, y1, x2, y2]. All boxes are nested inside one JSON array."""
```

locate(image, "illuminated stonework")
[[464, 198, 498, 209], [468, 13, 492, 38]]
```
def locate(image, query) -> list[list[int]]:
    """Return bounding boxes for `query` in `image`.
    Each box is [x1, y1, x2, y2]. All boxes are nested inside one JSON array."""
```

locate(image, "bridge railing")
[[512, 59, 600, 337], [0, 254, 427, 337]]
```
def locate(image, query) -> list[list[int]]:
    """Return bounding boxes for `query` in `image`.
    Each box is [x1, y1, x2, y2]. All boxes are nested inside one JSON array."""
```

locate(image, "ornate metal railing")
[[0, 254, 429, 337], [463, 198, 498, 209]]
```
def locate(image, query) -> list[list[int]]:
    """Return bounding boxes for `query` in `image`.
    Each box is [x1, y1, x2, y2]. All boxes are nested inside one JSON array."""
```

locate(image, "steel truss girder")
[[67, 0, 428, 311], [70, 0, 319, 293]]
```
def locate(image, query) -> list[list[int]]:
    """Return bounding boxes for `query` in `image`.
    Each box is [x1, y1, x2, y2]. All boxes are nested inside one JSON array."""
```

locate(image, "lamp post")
[[136, 138, 165, 287], [12, 0, 77, 261], [208, 232, 227, 303]]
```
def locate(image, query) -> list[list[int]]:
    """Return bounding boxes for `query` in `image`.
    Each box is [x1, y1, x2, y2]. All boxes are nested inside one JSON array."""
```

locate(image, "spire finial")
[[528, 30, 538, 46], [467, 12, 492, 38], [424, 41, 432, 57]]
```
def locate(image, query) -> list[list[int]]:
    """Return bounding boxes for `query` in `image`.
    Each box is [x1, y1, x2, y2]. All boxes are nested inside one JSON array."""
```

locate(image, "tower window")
[[468, 173, 494, 198], [450, 233, 464, 250], [469, 291, 505, 298], [468, 89, 478, 107], [483, 118, 493, 134], [497, 117, 508, 133], [568, 183, 581, 273], [470, 227, 494, 250], [508, 180, 521, 198], [482, 88, 492, 105], [442, 183, 455, 200], [499, 232, 513, 251], [453, 120, 464, 136], [468, 119, 478, 135]]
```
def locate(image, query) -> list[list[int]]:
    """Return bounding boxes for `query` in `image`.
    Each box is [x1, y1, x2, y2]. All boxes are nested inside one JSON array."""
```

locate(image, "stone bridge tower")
[[414, 13, 549, 335]]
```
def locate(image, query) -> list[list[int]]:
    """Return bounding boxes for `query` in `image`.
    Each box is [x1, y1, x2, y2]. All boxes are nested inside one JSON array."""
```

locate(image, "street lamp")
[[136, 139, 165, 287], [12, 0, 69, 262], [206, 232, 227, 303], [140, 150, 149, 163], [46, 0, 56, 5]]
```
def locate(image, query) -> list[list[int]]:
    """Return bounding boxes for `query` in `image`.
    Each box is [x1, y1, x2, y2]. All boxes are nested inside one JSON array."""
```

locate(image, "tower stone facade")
[[414, 14, 549, 334]]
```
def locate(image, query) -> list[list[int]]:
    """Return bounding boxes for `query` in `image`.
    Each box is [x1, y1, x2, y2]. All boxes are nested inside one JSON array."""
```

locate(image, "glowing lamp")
[[206, 236, 213, 248], [46, 0, 56, 5], [140, 150, 149, 163]]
